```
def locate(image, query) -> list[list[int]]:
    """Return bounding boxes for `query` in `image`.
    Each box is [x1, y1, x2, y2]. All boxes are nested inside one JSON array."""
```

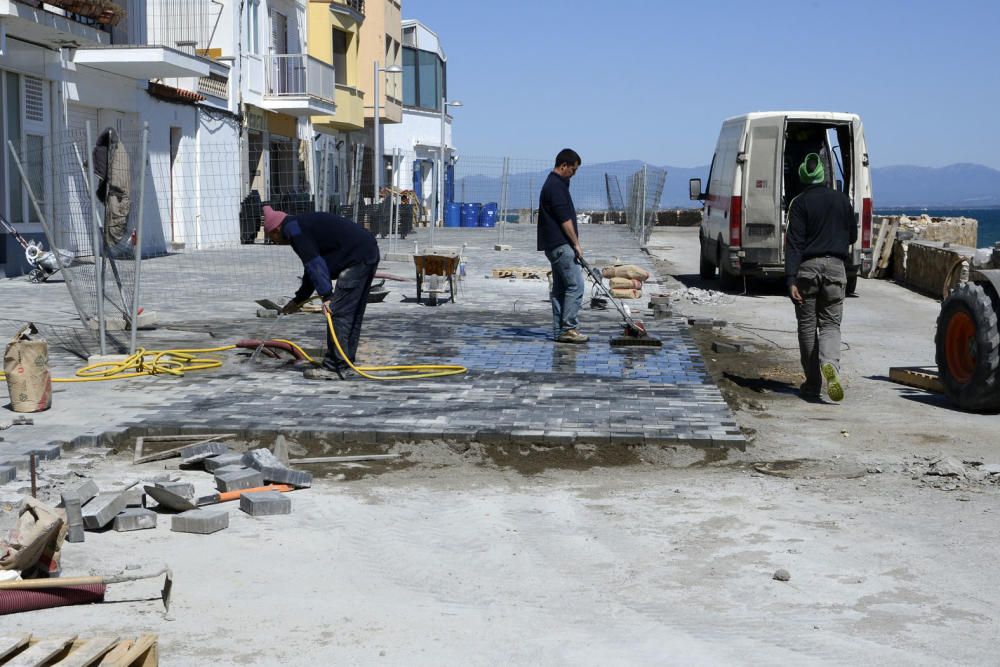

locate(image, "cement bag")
[[609, 277, 643, 290], [601, 264, 651, 282], [4, 323, 52, 413], [0, 498, 67, 577], [610, 287, 642, 300]]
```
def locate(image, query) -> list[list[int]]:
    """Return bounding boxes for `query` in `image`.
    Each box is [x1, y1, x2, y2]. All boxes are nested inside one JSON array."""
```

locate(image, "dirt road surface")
[[2, 226, 997, 666]]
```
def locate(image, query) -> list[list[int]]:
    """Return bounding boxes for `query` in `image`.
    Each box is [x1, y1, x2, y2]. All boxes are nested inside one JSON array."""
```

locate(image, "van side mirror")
[[689, 178, 704, 201]]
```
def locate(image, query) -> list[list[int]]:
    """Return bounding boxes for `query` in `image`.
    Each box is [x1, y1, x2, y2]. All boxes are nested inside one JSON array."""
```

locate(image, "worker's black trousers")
[[325, 261, 378, 370]]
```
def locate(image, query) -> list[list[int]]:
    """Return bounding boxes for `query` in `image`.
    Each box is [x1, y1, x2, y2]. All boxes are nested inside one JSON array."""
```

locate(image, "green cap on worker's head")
[[798, 153, 825, 185]]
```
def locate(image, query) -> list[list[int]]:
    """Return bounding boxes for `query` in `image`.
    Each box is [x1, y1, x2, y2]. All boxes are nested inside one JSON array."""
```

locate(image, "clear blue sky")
[[402, 0, 1000, 169]]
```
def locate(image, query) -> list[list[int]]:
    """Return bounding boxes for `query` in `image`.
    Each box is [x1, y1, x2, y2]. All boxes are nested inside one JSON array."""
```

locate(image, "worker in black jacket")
[[264, 206, 380, 380], [785, 153, 856, 402]]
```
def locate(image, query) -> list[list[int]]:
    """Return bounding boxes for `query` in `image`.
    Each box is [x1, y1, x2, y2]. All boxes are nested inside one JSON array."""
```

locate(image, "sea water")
[[875, 207, 1000, 248]]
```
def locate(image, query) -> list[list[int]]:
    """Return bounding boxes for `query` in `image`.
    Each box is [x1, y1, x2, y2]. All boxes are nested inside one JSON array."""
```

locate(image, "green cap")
[[798, 153, 825, 185]]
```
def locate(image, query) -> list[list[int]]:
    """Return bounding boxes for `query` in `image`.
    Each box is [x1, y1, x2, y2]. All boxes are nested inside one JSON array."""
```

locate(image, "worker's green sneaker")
[[821, 363, 844, 402]]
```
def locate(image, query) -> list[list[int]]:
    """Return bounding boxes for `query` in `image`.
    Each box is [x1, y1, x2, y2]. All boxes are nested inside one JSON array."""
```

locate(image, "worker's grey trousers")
[[545, 243, 584, 338], [793, 256, 846, 395], [325, 261, 378, 371]]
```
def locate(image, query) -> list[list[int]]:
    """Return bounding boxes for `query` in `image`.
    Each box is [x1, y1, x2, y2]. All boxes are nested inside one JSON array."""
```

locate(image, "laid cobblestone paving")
[[0, 224, 742, 472]]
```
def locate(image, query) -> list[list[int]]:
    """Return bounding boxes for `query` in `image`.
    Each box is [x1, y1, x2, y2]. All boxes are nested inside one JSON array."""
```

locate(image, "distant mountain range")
[[455, 161, 1000, 210]]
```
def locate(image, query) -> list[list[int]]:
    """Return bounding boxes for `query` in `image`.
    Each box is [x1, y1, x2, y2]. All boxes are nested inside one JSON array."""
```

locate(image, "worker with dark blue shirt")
[[538, 148, 588, 344], [264, 206, 380, 380]]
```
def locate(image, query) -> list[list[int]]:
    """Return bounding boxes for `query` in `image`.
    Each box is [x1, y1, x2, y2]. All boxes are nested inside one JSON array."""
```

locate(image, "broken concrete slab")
[[171, 509, 229, 535], [242, 449, 312, 488], [240, 491, 291, 516], [114, 508, 157, 532], [179, 442, 230, 466], [215, 469, 265, 493]]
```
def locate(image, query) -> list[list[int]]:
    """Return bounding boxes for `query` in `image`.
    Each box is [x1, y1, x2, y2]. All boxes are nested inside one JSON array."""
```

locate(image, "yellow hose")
[[0, 305, 465, 383]]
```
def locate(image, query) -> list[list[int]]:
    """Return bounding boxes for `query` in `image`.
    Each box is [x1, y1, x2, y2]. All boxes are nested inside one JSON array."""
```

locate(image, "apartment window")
[[247, 0, 260, 54], [25, 135, 44, 223], [402, 46, 445, 112], [332, 28, 348, 86]]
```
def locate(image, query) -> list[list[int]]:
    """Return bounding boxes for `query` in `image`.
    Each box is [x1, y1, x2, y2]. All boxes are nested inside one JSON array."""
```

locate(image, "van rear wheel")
[[935, 281, 1000, 412], [716, 243, 741, 291], [699, 238, 716, 279]]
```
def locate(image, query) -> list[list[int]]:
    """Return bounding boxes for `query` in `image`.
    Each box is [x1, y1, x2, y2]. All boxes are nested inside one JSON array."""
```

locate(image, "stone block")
[[180, 442, 230, 465], [204, 453, 245, 472], [171, 510, 229, 535], [114, 508, 157, 532], [211, 464, 248, 476], [122, 487, 145, 508], [155, 481, 195, 499], [0, 466, 15, 485], [711, 341, 740, 354], [241, 449, 312, 488], [240, 491, 291, 516], [63, 479, 99, 505], [82, 491, 130, 530], [61, 493, 85, 543], [215, 468, 264, 492]]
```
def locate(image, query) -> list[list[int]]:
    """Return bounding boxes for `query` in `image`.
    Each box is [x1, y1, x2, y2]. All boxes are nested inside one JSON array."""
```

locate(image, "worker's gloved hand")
[[280, 300, 303, 315]]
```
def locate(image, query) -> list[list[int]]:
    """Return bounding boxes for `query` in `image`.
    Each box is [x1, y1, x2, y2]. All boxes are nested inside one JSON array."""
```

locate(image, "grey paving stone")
[[204, 453, 245, 472], [171, 509, 229, 534], [242, 448, 312, 488], [155, 481, 195, 499], [215, 468, 265, 492], [240, 491, 291, 516], [82, 491, 130, 530], [180, 442, 230, 464], [61, 493, 85, 543], [114, 507, 157, 532], [63, 479, 99, 506]]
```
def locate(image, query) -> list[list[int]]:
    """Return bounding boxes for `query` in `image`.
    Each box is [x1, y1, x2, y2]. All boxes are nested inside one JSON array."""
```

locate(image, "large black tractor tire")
[[935, 281, 1000, 412], [699, 237, 716, 279]]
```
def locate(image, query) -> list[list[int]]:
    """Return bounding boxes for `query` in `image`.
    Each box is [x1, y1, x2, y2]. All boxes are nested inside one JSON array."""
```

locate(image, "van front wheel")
[[699, 238, 716, 279]]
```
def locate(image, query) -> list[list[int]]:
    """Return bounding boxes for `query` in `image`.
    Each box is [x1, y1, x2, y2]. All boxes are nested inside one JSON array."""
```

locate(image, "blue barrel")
[[461, 202, 481, 228], [479, 202, 499, 227], [444, 202, 461, 228]]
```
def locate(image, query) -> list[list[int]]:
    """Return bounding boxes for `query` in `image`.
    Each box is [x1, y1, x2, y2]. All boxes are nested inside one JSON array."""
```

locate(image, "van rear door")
[[742, 116, 784, 264], [852, 117, 873, 261]]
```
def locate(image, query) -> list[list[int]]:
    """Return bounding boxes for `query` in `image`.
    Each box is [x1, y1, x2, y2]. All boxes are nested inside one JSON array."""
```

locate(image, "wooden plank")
[[99, 635, 157, 667], [0, 635, 31, 662], [867, 218, 891, 278], [874, 219, 900, 278], [96, 641, 131, 667], [290, 454, 401, 464], [4, 635, 76, 667], [51, 636, 120, 667], [140, 433, 235, 443], [889, 366, 944, 393]]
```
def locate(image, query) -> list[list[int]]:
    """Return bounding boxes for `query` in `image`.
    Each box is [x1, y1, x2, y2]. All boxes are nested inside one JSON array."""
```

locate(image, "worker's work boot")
[[303, 363, 355, 381], [556, 329, 589, 344], [820, 362, 844, 402]]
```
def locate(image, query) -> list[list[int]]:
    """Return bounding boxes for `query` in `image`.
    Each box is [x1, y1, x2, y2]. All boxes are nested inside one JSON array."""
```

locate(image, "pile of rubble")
[[905, 455, 1000, 492], [665, 286, 736, 306]]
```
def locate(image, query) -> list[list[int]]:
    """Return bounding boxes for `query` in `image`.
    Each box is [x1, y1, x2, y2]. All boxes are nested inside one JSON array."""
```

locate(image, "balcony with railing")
[[329, 0, 365, 18], [262, 54, 336, 117]]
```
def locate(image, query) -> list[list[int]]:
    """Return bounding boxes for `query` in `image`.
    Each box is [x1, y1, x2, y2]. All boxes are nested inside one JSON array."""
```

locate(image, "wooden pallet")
[[0, 634, 157, 666], [888, 366, 944, 393], [491, 267, 549, 280]]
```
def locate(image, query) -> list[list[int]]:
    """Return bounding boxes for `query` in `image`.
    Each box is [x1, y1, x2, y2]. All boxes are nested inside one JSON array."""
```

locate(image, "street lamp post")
[[373, 61, 402, 202], [435, 97, 462, 247]]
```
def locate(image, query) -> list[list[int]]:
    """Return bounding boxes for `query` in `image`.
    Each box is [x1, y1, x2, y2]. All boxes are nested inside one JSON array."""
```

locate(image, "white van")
[[689, 111, 873, 293]]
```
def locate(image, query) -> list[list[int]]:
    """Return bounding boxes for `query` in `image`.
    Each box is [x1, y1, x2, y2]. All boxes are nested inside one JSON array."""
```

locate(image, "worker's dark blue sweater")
[[784, 185, 857, 286], [282, 212, 380, 302], [537, 171, 577, 252]]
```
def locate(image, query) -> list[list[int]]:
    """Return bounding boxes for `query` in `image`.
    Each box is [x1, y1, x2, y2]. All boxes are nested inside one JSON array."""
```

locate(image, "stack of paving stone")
[[60, 478, 158, 539], [647, 294, 673, 320]]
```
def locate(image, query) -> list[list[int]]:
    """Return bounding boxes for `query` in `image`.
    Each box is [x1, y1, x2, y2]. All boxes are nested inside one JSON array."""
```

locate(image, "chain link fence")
[[9, 125, 668, 353]]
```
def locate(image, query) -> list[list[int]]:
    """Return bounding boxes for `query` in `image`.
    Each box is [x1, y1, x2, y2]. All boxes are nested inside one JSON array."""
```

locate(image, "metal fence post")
[[85, 122, 106, 355], [129, 123, 149, 355]]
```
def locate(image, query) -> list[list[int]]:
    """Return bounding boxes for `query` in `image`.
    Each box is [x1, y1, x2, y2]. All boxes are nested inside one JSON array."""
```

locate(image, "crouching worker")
[[263, 206, 380, 380]]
